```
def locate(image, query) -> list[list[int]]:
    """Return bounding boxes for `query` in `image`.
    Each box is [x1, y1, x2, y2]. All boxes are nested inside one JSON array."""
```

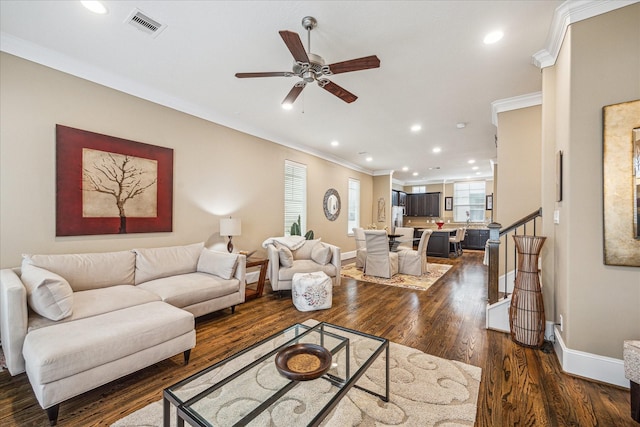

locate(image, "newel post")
[[487, 222, 501, 304]]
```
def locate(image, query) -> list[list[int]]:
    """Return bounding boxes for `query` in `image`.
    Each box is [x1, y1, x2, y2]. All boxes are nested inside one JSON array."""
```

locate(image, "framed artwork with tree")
[[56, 125, 173, 236]]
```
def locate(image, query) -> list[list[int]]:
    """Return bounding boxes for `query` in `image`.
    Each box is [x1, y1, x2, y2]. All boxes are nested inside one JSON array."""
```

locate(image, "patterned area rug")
[[112, 334, 481, 426], [341, 263, 452, 291]]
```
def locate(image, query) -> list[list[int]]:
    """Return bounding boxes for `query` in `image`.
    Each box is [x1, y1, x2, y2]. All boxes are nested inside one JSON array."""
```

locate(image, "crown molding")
[[491, 92, 542, 126], [0, 32, 374, 177], [532, 0, 639, 69]]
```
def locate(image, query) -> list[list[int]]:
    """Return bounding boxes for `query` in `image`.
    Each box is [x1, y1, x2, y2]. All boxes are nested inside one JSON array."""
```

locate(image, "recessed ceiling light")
[[484, 30, 504, 45], [331, 140, 339, 147], [472, 166, 479, 170], [281, 103, 293, 110], [456, 122, 467, 129], [410, 124, 422, 132], [366, 156, 373, 162], [432, 147, 441, 153], [81, 0, 108, 14], [476, 172, 481, 175], [412, 172, 419, 176], [468, 159, 476, 164], [402, 166, 409, 172]]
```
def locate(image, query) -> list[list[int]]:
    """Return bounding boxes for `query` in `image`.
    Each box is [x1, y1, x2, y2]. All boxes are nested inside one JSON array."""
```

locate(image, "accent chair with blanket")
[[264, 236, 341, 293]]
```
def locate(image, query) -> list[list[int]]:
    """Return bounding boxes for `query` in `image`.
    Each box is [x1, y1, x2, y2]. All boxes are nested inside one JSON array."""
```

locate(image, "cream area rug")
[[341, 263, 452, 291], [112, 335, 481, 426]]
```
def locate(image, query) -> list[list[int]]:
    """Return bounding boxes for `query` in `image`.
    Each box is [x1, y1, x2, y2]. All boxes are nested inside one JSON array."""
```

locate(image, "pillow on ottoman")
[[21, 264, 73, 321]]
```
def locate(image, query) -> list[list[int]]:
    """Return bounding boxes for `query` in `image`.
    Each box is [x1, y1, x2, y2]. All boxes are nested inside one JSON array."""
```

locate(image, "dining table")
[[386, 234, 403, 252]]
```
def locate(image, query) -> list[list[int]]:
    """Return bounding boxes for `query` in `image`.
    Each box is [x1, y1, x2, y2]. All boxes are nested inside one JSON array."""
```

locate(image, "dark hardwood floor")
[[0, 251, 633, 426]]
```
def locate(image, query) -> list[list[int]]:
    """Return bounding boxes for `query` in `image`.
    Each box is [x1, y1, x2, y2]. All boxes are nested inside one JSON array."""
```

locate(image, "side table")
[[245, 257, 269, 301]]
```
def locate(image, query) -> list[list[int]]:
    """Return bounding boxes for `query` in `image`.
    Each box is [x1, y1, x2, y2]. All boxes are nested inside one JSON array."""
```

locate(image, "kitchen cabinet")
[[462, 229, 490, 250], [392, 190, 407, 207], [425, 230, 451, 258], [406, 192, 440, 216]]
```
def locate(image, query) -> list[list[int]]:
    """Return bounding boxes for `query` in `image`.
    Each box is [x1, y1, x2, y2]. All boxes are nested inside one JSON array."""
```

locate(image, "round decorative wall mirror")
[[323, 188, 341, 221]]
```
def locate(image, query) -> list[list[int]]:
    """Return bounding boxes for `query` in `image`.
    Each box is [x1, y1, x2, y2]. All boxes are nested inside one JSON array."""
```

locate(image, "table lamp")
[[220, 217, 241, 253]]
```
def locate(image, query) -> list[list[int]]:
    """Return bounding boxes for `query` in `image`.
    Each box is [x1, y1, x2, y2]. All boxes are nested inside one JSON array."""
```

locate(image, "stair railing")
[[486, 208, 543, 304]]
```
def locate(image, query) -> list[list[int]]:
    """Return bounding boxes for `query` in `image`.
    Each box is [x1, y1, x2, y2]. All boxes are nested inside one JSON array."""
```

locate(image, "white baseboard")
[[342, 250, 356, 261], [486, 297, 511, 332], [246, 270, 259, 284], [553, 326, 627, 388]]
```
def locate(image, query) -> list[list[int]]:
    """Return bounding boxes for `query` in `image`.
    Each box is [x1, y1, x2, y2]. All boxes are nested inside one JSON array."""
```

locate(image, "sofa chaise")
[[0, 242, 246, 425]]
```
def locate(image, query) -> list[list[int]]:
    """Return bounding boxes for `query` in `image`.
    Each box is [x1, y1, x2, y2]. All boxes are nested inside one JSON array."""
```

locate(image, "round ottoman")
[[292, 271, 332, 312]]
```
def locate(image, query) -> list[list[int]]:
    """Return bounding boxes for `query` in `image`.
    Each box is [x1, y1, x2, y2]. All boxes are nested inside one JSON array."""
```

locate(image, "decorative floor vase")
[[509, 235, 546, 348]]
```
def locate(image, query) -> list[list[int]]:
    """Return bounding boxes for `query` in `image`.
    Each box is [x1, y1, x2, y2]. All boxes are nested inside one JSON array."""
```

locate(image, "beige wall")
[[372, 174, 391, 229], [544, 4, 640, 359], [496, 106, 542, 225], [0, 53, 373, 268]]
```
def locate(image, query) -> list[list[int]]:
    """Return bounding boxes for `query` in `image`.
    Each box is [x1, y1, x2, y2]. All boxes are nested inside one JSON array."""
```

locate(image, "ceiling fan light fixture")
[[281, 103, 293, 110]]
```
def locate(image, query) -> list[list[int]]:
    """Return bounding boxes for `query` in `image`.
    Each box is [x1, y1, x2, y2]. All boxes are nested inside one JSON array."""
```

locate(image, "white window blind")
[[412, 185, 426, 193], [347, 178, 360, 234], [453, 181, 486, 223], [284, 160, 307, 236]]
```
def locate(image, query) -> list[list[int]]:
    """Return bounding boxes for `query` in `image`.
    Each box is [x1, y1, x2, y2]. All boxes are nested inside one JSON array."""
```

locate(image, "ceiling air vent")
[[125, 9, 166, 38]]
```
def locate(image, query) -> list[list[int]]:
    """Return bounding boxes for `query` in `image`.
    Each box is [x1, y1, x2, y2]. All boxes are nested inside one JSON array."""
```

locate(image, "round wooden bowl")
[[275, 343, 332, 381]]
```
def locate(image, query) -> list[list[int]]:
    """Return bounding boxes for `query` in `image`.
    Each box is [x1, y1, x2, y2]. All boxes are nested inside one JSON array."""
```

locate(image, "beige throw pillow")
[[293, 238, 321, 260], [197, 249, 238, 280], [311, 243, 332, 265], [21, 264, 73, 321], [275, 244, 294, 268]]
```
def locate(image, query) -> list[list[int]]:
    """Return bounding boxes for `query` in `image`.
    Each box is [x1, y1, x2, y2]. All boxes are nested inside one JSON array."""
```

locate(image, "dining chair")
[[394, 227, 415, 251], [398, 229, 433, 276], [449, 227, 465, 257], [352, 227, 367, 269], [364, 230, 399, 279]]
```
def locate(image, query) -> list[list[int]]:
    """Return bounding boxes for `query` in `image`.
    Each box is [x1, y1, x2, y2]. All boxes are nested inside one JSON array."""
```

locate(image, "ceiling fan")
[[235, 16, 380, 106]]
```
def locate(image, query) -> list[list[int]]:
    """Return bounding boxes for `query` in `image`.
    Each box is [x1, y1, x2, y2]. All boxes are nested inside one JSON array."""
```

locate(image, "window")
[[284, 160, 306, 235], [347, 178, 360, 235], [453, 181, 486, 223], [412, 185, 426, 193]]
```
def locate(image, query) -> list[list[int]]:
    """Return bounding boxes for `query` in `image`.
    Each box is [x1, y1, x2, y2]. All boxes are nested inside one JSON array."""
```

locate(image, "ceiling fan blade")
[[321, 81, 358, 103], [279, 30, 309, 64], [282, 84, 305, 106], [327, 55, 380, 75], [235, 72, 292, 78]]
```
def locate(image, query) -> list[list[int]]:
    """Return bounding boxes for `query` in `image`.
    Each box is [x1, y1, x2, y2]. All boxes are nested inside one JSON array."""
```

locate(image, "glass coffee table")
[[163, 322, 389, 426]]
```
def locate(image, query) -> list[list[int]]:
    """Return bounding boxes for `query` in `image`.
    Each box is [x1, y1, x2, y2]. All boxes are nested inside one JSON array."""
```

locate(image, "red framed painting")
[[56, 125, 173, 236]]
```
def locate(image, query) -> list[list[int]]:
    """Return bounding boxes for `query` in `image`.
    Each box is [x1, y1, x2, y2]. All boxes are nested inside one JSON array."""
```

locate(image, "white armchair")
[[353, 227, 367, 269], [398, 229, 432, 276], [364, 230, 398, 279], [265, 239, 341, 293]]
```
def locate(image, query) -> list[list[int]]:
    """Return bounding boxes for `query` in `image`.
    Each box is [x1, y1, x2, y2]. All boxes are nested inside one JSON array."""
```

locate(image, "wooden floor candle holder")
[[509, 235, 547, 348]]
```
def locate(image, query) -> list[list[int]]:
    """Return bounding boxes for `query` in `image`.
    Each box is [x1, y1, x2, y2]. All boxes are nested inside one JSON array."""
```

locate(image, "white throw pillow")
[[311, 243, 332, 265], [275, 244, 294, 268], [197, 249, 238, 280], [293, 238, 321, 260], [21, 264, 73, 321], [133, 242, 204, 285]]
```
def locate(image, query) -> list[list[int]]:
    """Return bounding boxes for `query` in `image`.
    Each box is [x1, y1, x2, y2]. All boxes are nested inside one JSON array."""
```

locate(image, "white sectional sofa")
[[264, 237, 341, 292], [0, 242, 246, 425]]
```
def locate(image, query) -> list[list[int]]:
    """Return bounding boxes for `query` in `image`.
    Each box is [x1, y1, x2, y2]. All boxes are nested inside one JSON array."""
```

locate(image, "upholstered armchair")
[[624, 340, 640, 422], [364, 230, 398, 279], [353, 227, 367, 269], [398, 229, 432, 276], [394, 227, 415, 251]]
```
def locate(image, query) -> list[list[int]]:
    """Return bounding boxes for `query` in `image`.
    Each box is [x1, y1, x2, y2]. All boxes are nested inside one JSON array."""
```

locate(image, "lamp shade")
[[220, 217, 241, 237]]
